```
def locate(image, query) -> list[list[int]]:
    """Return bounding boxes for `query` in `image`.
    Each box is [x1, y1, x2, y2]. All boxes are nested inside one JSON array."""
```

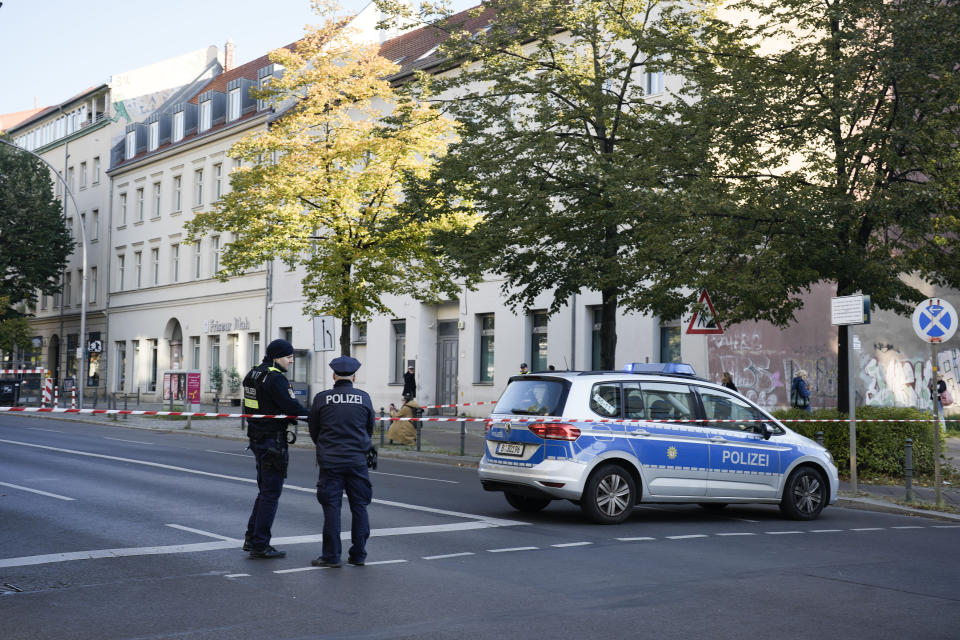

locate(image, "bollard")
[[379, 409, 386, 447], [816, 431, 824, 446], [460, 420, 466, 456], [416, 420, 422, 452], [123, 393, 128, 419], [71, 387, 76, 409], [905, 438, 914, 503], [214, 395, 220, 413]]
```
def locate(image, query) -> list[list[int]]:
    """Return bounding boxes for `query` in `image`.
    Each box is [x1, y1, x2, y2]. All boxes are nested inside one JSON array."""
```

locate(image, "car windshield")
[[495, 378, 567, 416]]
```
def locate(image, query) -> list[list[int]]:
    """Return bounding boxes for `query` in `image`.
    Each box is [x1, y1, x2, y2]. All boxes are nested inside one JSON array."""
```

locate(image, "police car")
[[479, 363, 838, 524]]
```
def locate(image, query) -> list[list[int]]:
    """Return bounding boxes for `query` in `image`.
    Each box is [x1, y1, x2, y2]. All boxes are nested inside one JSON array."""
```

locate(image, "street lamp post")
[[0, 138, 88, 409]]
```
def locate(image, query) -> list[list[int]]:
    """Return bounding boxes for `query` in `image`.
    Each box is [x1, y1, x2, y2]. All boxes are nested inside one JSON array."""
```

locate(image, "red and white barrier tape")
[[0, 369, 50, 375]]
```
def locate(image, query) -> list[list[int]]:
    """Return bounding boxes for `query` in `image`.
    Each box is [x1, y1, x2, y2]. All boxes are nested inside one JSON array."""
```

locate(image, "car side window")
[[640, 383, 697, 423], [589, 383, 621, 418], [623, 382, 644, 419], [698, 387, 773, 433]]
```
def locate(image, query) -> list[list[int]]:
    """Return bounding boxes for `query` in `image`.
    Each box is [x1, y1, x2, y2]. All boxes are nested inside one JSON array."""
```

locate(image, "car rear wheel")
[[581, 464, 636, 524], [504, 492, 551, 513], [779, 466, 827, 520]]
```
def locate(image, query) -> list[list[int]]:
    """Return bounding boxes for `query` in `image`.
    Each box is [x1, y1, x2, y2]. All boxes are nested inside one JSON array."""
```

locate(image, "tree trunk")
[[600, 287, 618, 370]]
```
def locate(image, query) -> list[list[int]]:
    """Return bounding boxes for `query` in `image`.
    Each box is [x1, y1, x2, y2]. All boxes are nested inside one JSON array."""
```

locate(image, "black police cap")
[[330, 355, 361, 376]]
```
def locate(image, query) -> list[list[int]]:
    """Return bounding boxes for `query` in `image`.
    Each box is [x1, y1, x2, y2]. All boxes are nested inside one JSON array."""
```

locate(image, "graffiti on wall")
[[858, 346, 960, 414]]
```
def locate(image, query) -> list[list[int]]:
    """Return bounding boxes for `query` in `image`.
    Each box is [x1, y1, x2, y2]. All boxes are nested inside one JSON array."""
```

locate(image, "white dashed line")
[[0, 481, 75, 501], [274, 566, 323, 574], [932, 525, 960, 529], [488, 547, 539, 553], [715, 532, 756, 537], [615, 537, 656, 542], [667, 535, 708, 540], [851, 528, 884, 532], [810, 529, 844, 533], [205, 450, 250, 457], [765, 531, 803, 535], [371, 471, 459, 484], [28, 427, 64, 433], [365, 559, 408, 565], [104, 437, 154, 445], [165, 524, 237, 542], [224, 574, 250, 578], [891, 526, 924, 529], [551, 542, 593, 548], [423, 552, 475, 560]]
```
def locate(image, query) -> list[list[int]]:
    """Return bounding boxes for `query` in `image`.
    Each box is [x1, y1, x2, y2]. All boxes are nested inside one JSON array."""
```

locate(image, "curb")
[[836, 495, 960, 521]]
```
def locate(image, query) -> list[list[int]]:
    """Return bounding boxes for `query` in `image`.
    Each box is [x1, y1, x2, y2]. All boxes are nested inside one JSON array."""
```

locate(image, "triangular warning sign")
[[686, 289, 724, 335]]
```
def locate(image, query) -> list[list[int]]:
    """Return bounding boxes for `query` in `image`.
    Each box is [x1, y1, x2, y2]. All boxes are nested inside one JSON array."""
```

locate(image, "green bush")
[[771, 405, 945, 477]]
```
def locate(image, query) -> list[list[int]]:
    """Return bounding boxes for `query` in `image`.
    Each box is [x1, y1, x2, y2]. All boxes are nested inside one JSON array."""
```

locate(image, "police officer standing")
[[242, 339, 308, 559], [309, 355, 375, 568]]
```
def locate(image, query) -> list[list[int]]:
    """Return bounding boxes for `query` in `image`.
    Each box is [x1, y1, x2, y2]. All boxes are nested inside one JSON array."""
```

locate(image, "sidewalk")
[[6, 404, 960, 520]]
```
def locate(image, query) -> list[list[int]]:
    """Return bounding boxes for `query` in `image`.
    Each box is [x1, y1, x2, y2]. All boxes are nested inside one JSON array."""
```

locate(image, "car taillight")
[[529, 423, 580, 441]]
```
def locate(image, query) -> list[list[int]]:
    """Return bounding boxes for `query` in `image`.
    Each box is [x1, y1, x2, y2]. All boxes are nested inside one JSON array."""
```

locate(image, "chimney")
[[224, 39, 235, 72]]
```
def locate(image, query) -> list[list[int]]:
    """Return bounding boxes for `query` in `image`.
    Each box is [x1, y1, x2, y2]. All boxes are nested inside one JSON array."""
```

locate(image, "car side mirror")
[[760, 423, 773, 440]]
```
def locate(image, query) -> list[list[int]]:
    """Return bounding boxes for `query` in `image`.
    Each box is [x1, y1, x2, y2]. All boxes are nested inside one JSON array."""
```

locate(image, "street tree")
[[186, 2, 472, 356], [669, 0, 960, 410], [379, 0, 726, 370], [0, 138, 73, 353]]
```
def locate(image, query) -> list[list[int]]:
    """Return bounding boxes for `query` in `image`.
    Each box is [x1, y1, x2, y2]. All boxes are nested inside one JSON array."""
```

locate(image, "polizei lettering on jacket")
[[721, 450, 770, 467], [325, 393, 363, 405]]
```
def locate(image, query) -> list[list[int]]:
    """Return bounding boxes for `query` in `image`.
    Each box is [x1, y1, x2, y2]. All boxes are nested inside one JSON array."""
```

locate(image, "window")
[[66, 216, 73, 240], [392, 320, 406, 383], [249, 332, 260, 365], [131, 340, 139, 390], [151, 248, 159, 285], [125, 130, 136, 159], [119, 192, 127, 225], [117, 254, 125, 290], [116, 342, 127, 391], [228, 87, 241, 121], [148, 121, 158, 151], [80, 162, 87, 188], [91, 209, 99, 238], [172, 175, 182, 211], [80, 212, 86, 237], [66, 334, 78, 378], [213, 163, 222, 200], [209, 336, 221, 389], [64, 272, 72, 307], [191, 336, 200, 369], [199, 99, 212, 132], [87, 331, 101, 387], [659, 321, 681, 363], [41, 292, 47, 310], [478, 314, 495, 382], [352, 321, 367, 344], [699, 387, 773, 433], [194, 169, 203, 206], [135, 251, 142, 288], [194, 240, 202, 278], [172, 111, 184, 143], [148, 339, 158, 392], [89, 266, 97, 303], [530, 311, 548, 373], [136, 187, 144, 222], [152, 182, 161, 218], [646, 55, 664, 95], [93, 157, 100, 184], [211, 236, 220, 274], [67, 166, 75, 191], [641, 382, 697, 423], [591, 307, 602, 370], [171, 243, 180, 282]]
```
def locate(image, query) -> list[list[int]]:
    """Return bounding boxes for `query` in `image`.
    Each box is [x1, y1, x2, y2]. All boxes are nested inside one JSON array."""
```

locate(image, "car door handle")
[[710, 436, 728, 442], [630, 429, 651, 437]]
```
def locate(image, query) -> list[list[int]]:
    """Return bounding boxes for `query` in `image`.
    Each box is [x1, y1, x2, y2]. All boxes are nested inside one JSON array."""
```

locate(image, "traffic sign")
[[686, 289, 723, 335], [912, 298, 957, 344], [313, 315, 337, 352]]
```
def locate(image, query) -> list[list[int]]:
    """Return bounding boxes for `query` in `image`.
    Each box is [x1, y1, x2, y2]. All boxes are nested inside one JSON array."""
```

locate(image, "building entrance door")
[[436, 321, 459, 416]]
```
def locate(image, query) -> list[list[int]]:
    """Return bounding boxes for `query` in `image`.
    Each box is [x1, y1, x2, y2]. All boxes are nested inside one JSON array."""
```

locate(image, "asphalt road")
[[2, 415, 959, 640]]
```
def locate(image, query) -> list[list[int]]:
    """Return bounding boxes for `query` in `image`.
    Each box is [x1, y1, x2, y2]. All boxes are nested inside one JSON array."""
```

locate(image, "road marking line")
[[809, 529, 844, 533], [932, 525, 960, 529], [667, 535, 708, 540], [371, 471, 459, 484], [488, 546, 538, 553], [552, 542, 592, 548], [0, 481, 75, 501], [225, 574, 250, 578], [715, 532, 756, 536], [274, 567, 323, 574], [615, 537, 656, 542], [891, 526, 924, 529], [28, 427, 64, 433], [0, 438, 522, 528], [423, 552, 475, 560], [765, 531, 803, 535], [165, 524, 238, 542], [205, 450, 250, 457], [365, 559, 408, 565], [104, 437, 154, 445], [851, 527, 884, 532]]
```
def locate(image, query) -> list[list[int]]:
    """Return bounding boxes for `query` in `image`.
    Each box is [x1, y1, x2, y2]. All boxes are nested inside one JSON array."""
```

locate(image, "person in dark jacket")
[[241, 339, 308, 559], [402, 365, 416, 398], [791, 369, 812, 412], [721, 371, 738, 392], [309, 355, 375, 568]]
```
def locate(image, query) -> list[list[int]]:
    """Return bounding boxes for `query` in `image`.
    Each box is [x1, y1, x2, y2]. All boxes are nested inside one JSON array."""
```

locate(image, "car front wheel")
[[779, 466, 827, 520], [581, 464, 636, 524]]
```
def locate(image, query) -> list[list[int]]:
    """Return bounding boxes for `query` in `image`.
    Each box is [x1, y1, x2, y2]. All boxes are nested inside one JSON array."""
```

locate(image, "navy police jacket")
[[309, 379, 375, 469], [243, 361, 308, 439]]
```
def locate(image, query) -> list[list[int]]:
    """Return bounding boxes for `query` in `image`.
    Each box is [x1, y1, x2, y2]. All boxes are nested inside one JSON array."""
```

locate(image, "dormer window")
[[417, 45, 439, 60], [125, 130, 136, 160], [228, 87, 241, 121], [172, 111, 184, 143], [199, 99, 212, 132], [148, 121, 159, 151]]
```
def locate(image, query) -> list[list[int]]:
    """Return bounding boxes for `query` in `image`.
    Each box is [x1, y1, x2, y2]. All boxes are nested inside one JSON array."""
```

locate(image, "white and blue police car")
[[479, 363, 838, 524]]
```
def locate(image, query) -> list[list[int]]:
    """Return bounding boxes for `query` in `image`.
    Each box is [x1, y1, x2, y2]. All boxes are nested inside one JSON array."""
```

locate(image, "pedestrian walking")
[[721, 371, 738, 392], [387, 392, 419, 445], [309, 355, 375, 568], [402, 365, 416, 398], [791, 369, 811, 412], [241, 339, 308, 559]]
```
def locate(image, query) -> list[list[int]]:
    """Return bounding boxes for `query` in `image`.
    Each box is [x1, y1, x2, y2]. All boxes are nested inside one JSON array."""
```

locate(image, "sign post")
[[911, 298, 957, 508], [830, 294, 871, 493]]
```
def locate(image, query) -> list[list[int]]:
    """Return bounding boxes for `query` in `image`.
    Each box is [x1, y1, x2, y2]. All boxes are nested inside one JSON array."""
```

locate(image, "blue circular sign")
[[912, 298, 957, 344]]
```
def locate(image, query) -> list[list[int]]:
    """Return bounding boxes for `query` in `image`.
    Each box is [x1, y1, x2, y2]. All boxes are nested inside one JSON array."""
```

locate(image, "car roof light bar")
[[622, 362, 697, 376]]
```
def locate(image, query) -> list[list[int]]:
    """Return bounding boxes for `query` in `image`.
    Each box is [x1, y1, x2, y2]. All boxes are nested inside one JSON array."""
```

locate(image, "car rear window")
[[494, 378, 567, 416]]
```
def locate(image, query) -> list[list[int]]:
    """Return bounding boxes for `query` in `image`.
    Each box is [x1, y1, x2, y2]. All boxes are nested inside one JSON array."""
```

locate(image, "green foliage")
[[0, 138, 73, 329], [226, 367, 242, 394], [772, 406, 946, 478], [209, 366, 224, 395]]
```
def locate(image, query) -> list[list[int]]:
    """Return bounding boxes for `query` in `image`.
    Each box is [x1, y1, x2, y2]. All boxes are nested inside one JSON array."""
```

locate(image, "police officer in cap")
[[241, 338, 308, 559], [309, 355, 375, 567]]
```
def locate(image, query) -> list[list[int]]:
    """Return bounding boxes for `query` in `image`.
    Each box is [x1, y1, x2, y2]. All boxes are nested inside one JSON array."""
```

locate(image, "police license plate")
[[497, 442, 524, 456]]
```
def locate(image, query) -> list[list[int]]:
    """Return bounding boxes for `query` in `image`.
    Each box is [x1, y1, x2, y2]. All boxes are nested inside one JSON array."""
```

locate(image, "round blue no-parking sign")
[[912, 298, 957, 344]]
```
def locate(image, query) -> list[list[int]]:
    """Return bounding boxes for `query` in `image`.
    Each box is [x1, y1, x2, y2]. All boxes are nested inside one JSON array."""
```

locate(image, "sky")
[[0, 0, 430, 115]]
